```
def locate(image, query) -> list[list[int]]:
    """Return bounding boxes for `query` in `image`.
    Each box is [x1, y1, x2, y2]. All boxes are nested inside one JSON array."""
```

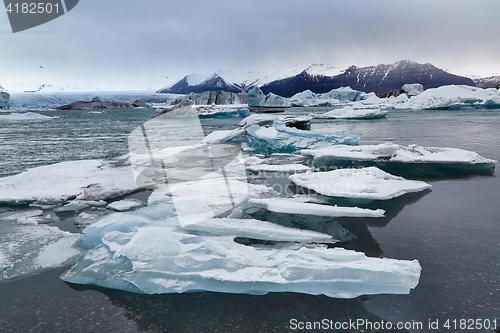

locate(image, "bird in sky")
[[40, 66, 43, 68]]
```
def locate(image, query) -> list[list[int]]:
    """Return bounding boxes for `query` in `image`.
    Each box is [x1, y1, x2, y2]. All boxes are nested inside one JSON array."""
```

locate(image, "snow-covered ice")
[[246, 163, 310, 173], [248, 198, 385, 218], [289, 167, 432, 200], [314, 106, 388, 119], [302, 142, 496, 176], [61, 204, 421, 298], [0, 160, 140, 205], [107, 199, 145, 211]]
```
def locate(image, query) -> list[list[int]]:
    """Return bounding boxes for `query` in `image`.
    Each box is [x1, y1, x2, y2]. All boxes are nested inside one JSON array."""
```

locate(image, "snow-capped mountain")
[[158, 61, 476, 97], [157, 72, 255, 94], [261, 60, 476, 97], [473, 76, 500, 89], [157, 64, 343, 94]]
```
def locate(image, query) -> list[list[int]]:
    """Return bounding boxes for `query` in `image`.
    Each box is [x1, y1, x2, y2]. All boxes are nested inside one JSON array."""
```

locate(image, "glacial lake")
[[0, 107, 499, 332]]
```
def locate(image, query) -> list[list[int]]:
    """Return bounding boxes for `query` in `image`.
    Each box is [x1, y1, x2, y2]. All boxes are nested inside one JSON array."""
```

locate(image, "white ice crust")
[[61, 204, 421, 298], [248, 198, 385, 218], [246, 163, 310, 173], [301, 142, 497, 165], [0, 160, 140, 205], [314, 106, 388, 119], [289, 167, 432, 200]]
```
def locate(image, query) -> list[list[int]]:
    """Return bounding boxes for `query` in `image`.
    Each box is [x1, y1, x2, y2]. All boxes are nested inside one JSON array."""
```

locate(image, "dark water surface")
[[0, 107, 499, 332]]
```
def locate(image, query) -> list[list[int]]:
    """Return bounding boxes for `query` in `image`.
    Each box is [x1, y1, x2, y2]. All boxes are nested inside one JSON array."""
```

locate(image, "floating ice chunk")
[[181, 217, 335, 243], [289, 167, 431, 200], [247, 87, 290, 108], [0, 160, 140, 205], [0, 112, 58, 121], [314, 106, 388, 119], [0, 221, 82, 280], [246, 163, 310, 173], [74, 212, 101, 228], [1, 209, 44, 225], [238, 114, 312, 130], [401, 83, 424, 97], [246, 119, 360, 154], [248, 198, 385, 218], [202, 128, 246, 144], [196, 106, 250, 119], [107, 199, 144, 212], [398, 85, 500, 110], [61, 205, 421, 298], [321, 87, 361, 102], [147, 177, 274, 211], [302, 143, 497, 176]]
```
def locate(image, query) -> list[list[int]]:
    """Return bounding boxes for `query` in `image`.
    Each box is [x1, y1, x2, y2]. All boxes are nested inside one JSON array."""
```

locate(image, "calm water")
[[0, 107, 499, 332]]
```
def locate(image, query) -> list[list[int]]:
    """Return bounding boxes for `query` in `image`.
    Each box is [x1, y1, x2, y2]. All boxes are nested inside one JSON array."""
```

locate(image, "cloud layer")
[[1, 0, 500, 91]]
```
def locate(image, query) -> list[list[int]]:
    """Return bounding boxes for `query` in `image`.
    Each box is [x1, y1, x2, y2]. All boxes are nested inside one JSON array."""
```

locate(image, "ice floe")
[[314, 106, 388, 119], [289, 167, 431, 200], [246, 163, 310, 173], [246, 119, 360, 154], [248, 198, 385, 218], [238, 114, 312, 130], [301, 143, 497, 176], [107, 199, 145, 211], [61, 204, 421, 298], [0, 160, 140, 205], [0, 218, 82, 280], [0, 112, 58, 121]]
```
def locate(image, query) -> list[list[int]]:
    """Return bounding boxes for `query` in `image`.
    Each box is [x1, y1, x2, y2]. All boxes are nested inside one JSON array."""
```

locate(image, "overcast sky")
[[1, 0, 500, 91]]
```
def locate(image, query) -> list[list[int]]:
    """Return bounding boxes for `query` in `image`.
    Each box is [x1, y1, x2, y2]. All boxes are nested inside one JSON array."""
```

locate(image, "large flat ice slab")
[[61, 204, 421, 298], [249, 198, 385, 218], [314, 106, 388, 120], [0, 160, 140, 205], [302, 143, 497, 176], [289, 167, 431, 200]]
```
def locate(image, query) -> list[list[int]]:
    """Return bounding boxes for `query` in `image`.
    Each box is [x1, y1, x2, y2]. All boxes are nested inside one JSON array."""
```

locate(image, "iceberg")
[[196, 105, 251, 119], [248, 198, 385, 218], [238, 114, 312, 130], [398, 85, 500, 110], [0, 160, 140, 205], [61, 204, 421, 298], [314, 106, 388, 119], [301, 142, 497, 177], [289, 167, 431, 200], [0, 88, 10, 109], [247, 87, 290, 108], [0, 112, 58, 121], [245, 119, 360, 154], [401, 83, 424, 97]]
